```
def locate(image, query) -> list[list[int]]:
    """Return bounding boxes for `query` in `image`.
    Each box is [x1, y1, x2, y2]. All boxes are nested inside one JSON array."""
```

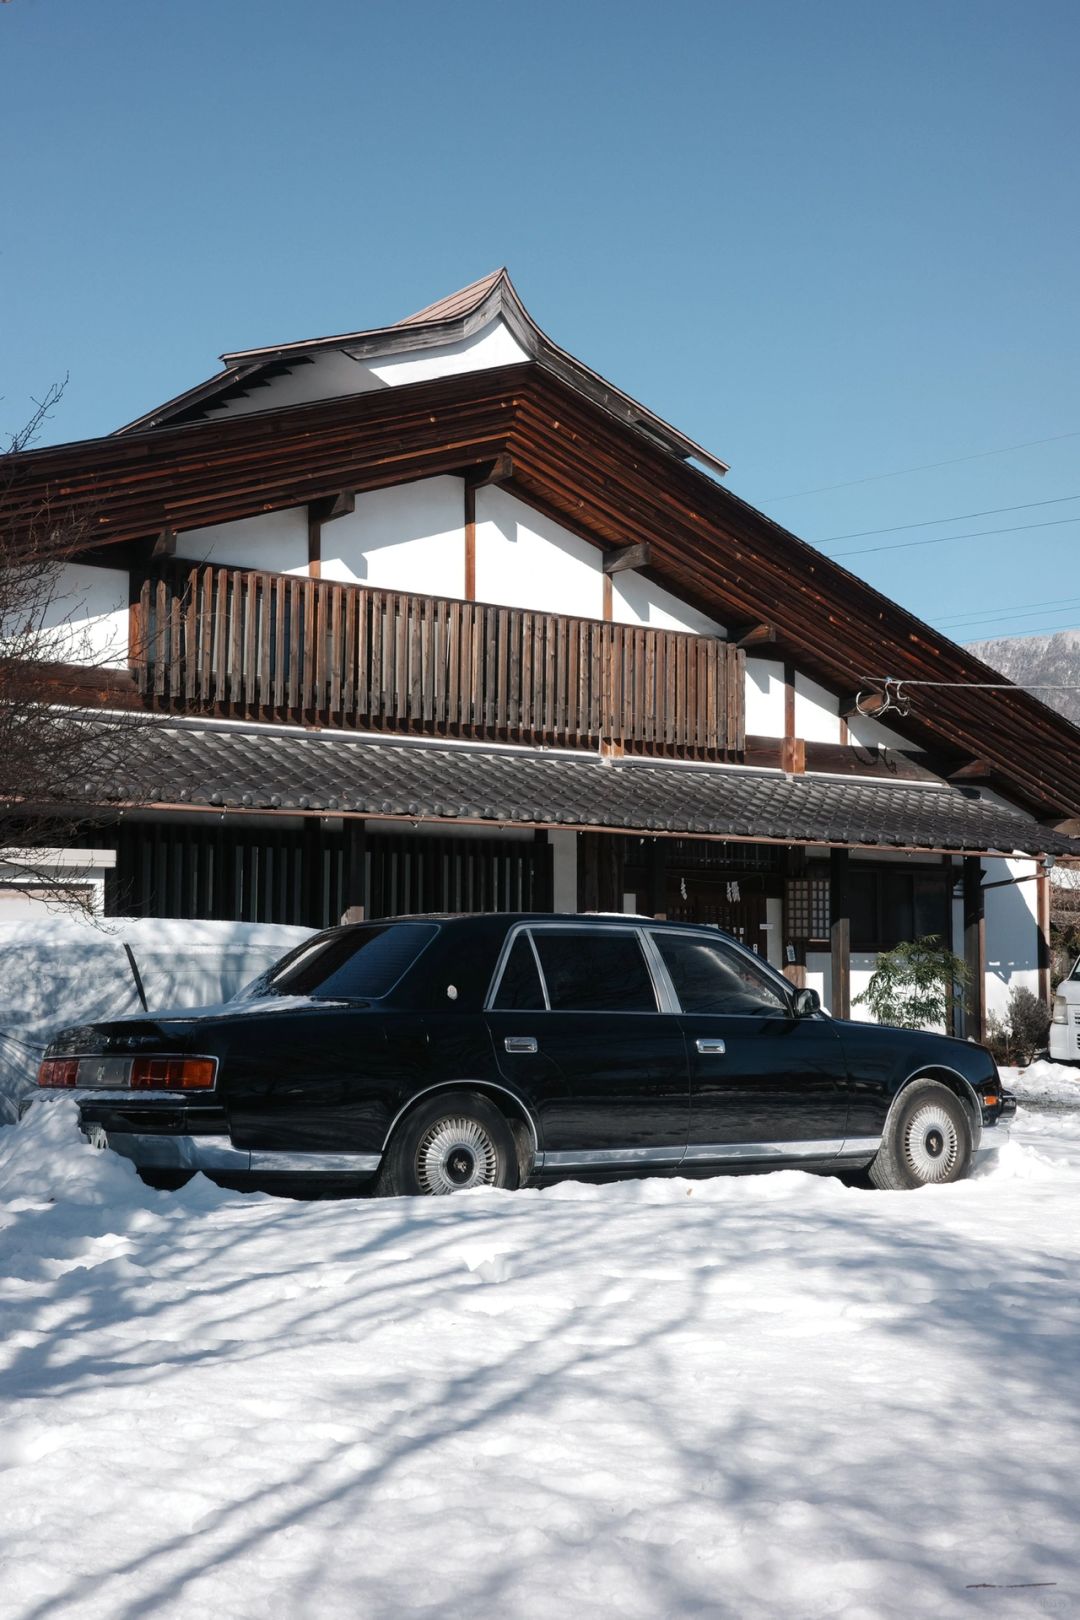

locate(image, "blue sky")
[[2, 0, 1077, 644]]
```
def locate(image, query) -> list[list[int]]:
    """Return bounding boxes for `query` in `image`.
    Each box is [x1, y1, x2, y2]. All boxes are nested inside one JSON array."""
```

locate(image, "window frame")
[[646, 925, 797, 1019], [485, 921, 672, 1015]]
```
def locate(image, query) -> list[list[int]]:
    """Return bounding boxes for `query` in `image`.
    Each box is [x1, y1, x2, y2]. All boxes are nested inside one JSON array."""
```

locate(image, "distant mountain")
[[965, 629, 1080, 729]]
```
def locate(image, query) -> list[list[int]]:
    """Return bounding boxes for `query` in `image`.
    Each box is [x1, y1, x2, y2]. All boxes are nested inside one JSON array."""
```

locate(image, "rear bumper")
[[81, 1124, 381, 1177]]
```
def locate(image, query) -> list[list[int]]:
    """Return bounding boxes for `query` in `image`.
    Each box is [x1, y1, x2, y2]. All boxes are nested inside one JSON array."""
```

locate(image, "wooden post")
[[647, 838, 667, 919], [963, 856, 985, 1041], [829, 847, 850, 1019], [532, 829, 554, 911], [301, 818, 325, 929], [464, 481, 476, 601], [341, 819, 367, 924], [1037, 864, 1052, 1009]]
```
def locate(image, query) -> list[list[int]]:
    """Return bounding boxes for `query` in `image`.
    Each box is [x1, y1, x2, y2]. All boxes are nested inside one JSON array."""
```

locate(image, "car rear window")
[[238, 922, 438, 1001], [532, 930, 658, 1013]]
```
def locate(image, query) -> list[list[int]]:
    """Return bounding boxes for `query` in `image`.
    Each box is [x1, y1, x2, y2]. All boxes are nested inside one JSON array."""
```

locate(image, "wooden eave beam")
[[464, 451, 515, 490], [602, 541, 652, 575], [730, 621, 778, 650], [950, 758, 996, 782], [842, 691, 888, 718], [308, 491, 355, 525]]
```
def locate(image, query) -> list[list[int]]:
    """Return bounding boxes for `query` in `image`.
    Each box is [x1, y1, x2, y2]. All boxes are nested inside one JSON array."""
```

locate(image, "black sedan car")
[[37, 913, 1014, 1194]]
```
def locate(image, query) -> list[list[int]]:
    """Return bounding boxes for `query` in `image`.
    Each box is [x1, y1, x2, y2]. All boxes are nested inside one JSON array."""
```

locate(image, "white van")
[[1050, 959, 1080, 1063]]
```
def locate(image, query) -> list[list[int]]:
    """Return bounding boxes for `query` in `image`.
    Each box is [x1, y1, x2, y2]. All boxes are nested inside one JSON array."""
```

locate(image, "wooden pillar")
[[781, 660, 805, 774], [829, 847, 850, 1020], [647, 838, 667, 920], [963, 856, 986, 1041], [307, 511, 322, 578], [1037, 864, 1052, 1008], [781, 846, 807, 989], [301, 817, 325, 929], [464, 481, 476, 601], [532, 829, 554, 912], [341, 819, 367, 924]]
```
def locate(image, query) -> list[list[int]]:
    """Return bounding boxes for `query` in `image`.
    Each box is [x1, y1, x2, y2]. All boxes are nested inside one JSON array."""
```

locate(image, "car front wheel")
[[869, 1078, 972, 1190], [378, 1090, 520, 1197]]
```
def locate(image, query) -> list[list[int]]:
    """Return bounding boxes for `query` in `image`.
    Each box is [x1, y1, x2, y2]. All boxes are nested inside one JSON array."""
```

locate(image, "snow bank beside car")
[[1000, 1058, 1080, 1106], [0, 916, 312, 1126]]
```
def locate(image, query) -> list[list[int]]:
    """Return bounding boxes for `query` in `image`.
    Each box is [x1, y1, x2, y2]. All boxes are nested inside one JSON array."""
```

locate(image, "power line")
[[763, 429, 1080, 502], [816, 492, 1080, 546], [961, 623, 1080, 642], [831, 514, 1080, 559], [936, 592, 1080, 626], [936, 599, 1080, 631]]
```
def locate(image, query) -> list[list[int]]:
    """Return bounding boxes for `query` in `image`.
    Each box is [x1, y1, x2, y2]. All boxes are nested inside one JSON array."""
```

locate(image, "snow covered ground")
[[2, 1097, 1079, 1620]]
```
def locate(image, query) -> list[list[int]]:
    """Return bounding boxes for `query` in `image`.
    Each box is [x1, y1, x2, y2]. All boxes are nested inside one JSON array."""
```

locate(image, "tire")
[[869, 1079, 972, 1190], [377, 1090, 520, 1198]]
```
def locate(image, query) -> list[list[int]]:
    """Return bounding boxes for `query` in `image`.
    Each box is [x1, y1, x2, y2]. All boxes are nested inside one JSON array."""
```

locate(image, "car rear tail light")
[[37, 1059, 80, 1089], [37, 1055, 216, 1090], [129, 1058, 215, 1090]]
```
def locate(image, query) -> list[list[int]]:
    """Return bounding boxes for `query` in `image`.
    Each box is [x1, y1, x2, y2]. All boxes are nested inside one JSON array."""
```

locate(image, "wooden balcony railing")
[[132, 562, 745, 759]]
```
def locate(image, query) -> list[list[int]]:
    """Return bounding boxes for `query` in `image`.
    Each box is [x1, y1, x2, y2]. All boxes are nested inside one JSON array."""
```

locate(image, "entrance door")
[[488, 924, 690, 1169], [647, 927, 851, 1164]]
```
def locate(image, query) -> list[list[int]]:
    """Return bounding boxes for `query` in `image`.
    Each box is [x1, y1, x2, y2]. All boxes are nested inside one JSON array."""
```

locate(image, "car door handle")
[[504, 1036, 538, 1055], [695, 1038, 727, 1055]]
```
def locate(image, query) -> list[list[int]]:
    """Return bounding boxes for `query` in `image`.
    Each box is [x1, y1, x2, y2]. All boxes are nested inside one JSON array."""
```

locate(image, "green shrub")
[[853, 936, 970, 1031], [984, 985, 1051, 1067]]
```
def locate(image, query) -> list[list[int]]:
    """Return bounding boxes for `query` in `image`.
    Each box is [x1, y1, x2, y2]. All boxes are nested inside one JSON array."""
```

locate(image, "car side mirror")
[[794, 987, 821, 1018]]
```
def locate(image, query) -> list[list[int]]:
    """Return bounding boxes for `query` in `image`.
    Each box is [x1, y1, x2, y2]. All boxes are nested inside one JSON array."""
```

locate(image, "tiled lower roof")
[[96, 722, 1080, 858]]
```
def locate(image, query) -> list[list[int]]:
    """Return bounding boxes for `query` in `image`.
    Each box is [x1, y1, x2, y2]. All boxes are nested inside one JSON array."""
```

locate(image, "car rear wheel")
[[378, 1091, 520, 1198], [869, 1078, 972, 1190]]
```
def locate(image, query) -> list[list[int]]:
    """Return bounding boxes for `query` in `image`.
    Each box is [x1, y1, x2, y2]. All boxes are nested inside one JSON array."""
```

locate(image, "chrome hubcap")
[[416, 1117, 498, 1195], [903, 1103, 960, 1183]]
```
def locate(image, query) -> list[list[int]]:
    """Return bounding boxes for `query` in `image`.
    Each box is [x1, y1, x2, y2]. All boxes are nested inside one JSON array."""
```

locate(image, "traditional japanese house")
[[5, 269, 1080, 1035]]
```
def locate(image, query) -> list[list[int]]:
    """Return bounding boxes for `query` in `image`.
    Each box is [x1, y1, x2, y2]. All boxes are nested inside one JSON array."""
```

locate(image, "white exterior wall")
[[177, 508, 309, 575], [745, 658, 786, 737], [35, 562, 129, 669], [320, 477, 465, 597], [794, 673, 842, 744], [474, 486, 605, 618], [846, 711, 915, 750], [209, 318, 529, 420], [983, 856, 1040, 1020], [611, 572, 726, 636], [806, 951, 831, 1013]]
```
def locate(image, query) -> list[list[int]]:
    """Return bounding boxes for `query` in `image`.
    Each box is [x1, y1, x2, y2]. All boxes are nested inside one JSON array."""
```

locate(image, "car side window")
[[532, 930, 658, 1013], [491, 933, 546, 1010], [654, 933, 789, 1017]]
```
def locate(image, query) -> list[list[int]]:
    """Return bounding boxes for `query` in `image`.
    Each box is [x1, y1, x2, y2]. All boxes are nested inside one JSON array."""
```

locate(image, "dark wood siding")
[[110, 822, 553, 929]]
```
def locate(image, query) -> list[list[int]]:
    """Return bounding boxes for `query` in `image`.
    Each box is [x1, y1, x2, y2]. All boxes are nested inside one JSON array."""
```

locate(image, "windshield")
[[1071, 957, 1080, 982], [234, 922, 439, 1001]]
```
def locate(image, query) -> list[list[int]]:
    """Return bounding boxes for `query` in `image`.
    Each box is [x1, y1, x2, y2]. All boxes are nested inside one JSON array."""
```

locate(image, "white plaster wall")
[[320, 477, 465, 598], [744, 658, 786, 737], [806, 950, 831, 1013], [983, 856, 1040, 1019], [474, 486, 605, 618], [177, 508, 309, 575], [210, 318, 528, 419], [34, 562, 129, 668], [611, 572, 726, 636], [849, 953, 879, 1023], [550, 830, 578, 914], [794, 673, 842, 744], [846, 711, 916, 750], [369, 319, 529, 387]]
